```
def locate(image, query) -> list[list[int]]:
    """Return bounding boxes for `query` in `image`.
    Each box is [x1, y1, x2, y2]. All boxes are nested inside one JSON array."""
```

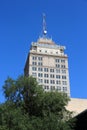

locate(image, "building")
[[66, 98, 87, 116], [24, 15, 70, 96], [74, 109, 87, 130]]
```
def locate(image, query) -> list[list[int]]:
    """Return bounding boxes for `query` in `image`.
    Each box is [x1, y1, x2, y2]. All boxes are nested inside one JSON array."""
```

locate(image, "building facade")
[[66, 98, 87, 115], [24, 37, 70, 96]]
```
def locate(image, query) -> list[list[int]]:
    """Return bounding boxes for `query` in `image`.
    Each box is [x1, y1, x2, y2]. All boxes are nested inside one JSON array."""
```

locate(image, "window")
[[50, 69, 54, 72], [62, 81, 67, 85], [32, 72, 37, 77], [44, 74, 49, 78], [44, 79, 49, 84], [32, 62, 37, 65], [44, 86, 49, 90], [38, 57, 42, 61], [60, 49, 63, 53], [62, 75, 66, 79], [56, 75, 61, 79], [50, 80, 55, 84], [63, 87, 67, 92], [56, 69, 60, 73], [38, 62, 42, 66], [38, 68, 43, 71], [38, 79, 43, 83], [45, 50, 47, 53], [56, 86, 61, 91], [61, 65, 66, 68], [32, 67, 37, 71], [56, 80, 61, 84], [51, 86, 55, 90], [50, 74, 55, 78], [61, 59, 65, 63], [56, 64, 60, 68], [32, 47, 37, 50], [44, 68, 48, 72], [62, 70, 66, 74], [55, 59, 60, 62], [38, 73, 43, 77], [32, 56, 37, 60]]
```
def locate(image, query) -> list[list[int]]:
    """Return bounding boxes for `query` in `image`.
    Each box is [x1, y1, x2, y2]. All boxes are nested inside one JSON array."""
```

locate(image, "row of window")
[[32, 62, 66, 68], [44, 86, 67, 92], [38, 50, 63, 54], [32, 67, 66, 74], [32, 72, 67, 79], [38, 73, 66, 79], [38, 78, 67, 85], [32, 62, 43, 66], [32, 56, 43, 61], [55, 59, 66, 63], [32, 57, 66, 63], [56, 64, 66, 68], [32, 48, 64, 54]]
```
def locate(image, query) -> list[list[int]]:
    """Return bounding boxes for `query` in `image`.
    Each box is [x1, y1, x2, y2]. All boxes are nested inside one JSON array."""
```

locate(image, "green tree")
[[0, 75, 74, 130]]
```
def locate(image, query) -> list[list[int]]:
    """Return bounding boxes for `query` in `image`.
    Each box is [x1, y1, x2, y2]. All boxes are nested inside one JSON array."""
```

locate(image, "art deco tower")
[[24, 15, 70, 96]]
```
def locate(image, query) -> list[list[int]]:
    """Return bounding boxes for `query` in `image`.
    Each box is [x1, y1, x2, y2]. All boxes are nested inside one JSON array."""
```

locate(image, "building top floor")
[[31, 37, 66, 50], [30, 38, 67, 57]]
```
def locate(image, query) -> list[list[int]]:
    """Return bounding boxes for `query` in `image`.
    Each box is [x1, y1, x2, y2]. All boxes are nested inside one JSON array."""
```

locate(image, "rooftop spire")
[[43, 13, 47, 38]]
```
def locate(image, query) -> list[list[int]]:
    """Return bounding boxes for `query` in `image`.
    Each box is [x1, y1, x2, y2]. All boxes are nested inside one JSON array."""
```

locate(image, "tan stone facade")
[[66, 98, 87, 116], [24, 37, 70, 96]]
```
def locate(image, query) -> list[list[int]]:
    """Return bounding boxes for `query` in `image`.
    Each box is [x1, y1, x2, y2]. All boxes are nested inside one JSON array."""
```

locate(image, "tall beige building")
[[24, 15, 70, 96]]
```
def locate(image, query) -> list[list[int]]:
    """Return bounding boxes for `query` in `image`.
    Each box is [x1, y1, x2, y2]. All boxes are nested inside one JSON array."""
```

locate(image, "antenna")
[[43, 13, 47, 38]]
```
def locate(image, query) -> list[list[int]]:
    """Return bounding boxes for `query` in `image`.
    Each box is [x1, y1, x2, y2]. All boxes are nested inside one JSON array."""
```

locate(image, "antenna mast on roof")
[[43, 13, 47, 38]]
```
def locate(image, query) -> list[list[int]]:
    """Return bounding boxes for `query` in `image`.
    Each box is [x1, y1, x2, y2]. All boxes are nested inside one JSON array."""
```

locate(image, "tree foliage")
[[0, 75, 74, 130]]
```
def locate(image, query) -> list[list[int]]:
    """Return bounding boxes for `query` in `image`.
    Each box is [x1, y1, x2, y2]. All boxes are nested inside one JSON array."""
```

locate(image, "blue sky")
[[0, 0, 87, 102]]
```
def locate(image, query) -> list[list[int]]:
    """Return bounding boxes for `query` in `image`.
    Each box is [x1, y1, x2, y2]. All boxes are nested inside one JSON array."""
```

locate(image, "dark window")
[[51, 86, 55, 90], [56, 75, 61, 79], [32, 67, 37, 71], [44, 68, 48, 72], [62, 76, 66, 79], [50, 69, 54, 72]]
